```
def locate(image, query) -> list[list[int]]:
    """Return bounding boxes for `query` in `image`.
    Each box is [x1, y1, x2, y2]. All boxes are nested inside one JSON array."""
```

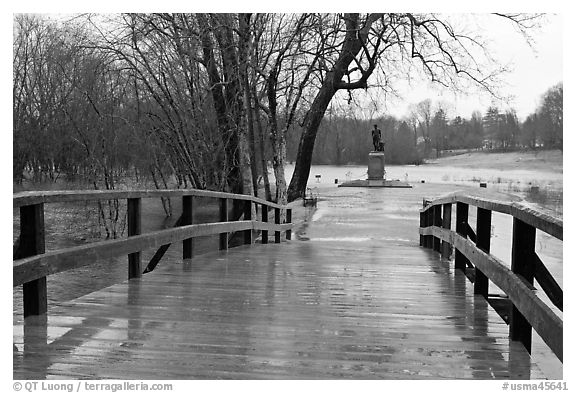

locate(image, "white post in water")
[[368, 151, 385, 187]]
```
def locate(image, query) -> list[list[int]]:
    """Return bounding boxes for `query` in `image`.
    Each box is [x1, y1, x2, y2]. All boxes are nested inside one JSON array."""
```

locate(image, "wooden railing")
[[13, 189, 293, 318], [419, 190, 563, 362]]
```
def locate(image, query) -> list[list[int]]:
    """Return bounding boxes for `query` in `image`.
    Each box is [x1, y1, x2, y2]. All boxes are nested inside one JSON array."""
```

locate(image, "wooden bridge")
[[13, 185, 562, 379]]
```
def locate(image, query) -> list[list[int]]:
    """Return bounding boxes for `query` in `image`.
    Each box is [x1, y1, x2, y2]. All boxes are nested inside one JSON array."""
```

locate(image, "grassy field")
[[427, 149, 563, 173]]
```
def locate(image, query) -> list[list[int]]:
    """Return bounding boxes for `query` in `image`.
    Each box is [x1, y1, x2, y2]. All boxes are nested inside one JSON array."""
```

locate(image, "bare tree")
[[286, 13, 543, 201], [14, 13, 545, 208]]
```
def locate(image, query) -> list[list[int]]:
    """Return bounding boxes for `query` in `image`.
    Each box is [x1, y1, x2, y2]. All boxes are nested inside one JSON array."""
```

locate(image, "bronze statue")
[[371, 124, 384, 152]]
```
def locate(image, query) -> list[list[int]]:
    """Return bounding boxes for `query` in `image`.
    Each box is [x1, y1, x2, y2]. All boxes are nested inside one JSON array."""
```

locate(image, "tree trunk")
[[238, 13, 259, 198], [287, 72, 338, 201], [266, 70, 288, 205], [253, 89, 273, 201], [197, 13, 244, 194], [287, 13, 381, 202]]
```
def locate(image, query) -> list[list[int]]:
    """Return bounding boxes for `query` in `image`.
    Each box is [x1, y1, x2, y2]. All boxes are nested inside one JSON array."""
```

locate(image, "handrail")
[[14, 220, 292, 287], [419, 189, 563, 362], [13, 188, 293, 318], [421, 190, 562, 240], [13, 188, 288, 210]]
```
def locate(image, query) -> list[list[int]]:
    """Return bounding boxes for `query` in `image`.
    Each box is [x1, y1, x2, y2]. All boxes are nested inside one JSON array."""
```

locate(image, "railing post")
[[426, 208, 434, 248], [421, 199, 432, 248], [433, 204, 442, 252], [219, 198, 228, 250], [474, 207, 492, 298], [244, 200, 252, 245], [261, 204, 268, 244], [419, 210, 425, 247], [510, 217, 536, 353], [423, 209, 429, 248], [20, 203, 47, 317], [127, 198, 142, 279], [441, 203, 452, 259], [286, 208, 292, 240], [182, 195, 194, 259], [275, 207, 281, 243], [455, 202, 469, 272]]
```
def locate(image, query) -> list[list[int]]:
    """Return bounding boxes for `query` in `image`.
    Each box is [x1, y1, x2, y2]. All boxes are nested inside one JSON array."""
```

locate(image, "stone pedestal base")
[[368, 151, 385, 180], [368, 179, 385, 187]]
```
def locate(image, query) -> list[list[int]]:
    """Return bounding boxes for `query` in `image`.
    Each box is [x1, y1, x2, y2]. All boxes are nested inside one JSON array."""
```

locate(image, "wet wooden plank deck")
[[13, 242, 544, 379], [13, 185, 547, 379]]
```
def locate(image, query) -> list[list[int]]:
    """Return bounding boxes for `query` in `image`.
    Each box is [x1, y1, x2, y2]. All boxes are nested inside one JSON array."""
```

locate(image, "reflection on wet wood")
[[14, 241, 545, 380]]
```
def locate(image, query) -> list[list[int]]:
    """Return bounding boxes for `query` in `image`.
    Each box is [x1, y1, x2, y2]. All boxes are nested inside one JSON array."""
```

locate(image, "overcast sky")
[[4, 9, 564, 124], [385, 13, 563, 120]]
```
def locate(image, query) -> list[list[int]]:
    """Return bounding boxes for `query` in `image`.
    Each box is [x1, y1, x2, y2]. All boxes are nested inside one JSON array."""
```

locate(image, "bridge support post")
[[474, 208, 492, 298], [128, 198, 142, 279], [219, 198, 228, 250], [261, 204, 268, 244], [20, 203, 47, 317], [275, 207, 281, 243], [441, 203, 452, 259], [244, 200, 252, 245], [510, 218, 536, 353], [286, 209, 292, 240], [183, 195, 194, 259], [433, 205, 442, 252], [455, 202, 469, 272]]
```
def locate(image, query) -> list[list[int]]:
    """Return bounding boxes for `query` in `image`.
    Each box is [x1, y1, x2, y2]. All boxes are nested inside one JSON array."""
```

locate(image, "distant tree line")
[[286, 82, 563, 166], [13, 13, 546, 204]]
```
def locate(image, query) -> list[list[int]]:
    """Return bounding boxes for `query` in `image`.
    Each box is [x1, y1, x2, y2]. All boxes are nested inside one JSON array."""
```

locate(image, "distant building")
[[482, 139, 494, 150]]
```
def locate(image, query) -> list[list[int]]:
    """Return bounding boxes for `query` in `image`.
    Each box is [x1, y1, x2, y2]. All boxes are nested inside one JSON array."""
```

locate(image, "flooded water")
[[296, 163, 562, 216]]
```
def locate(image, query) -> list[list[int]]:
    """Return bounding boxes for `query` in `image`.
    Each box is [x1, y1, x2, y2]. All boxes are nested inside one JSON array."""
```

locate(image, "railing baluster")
[[286, 208, 292, 240], [423, 209, 429, 248], [275, 207, 281, 243], [128, 198, 142, 279], [182, 195, 193, 259], [474, 207, 491, 298], [455, 202, 469, 272], [419, 210, 425, 247], [421, 199, 432, 249], [219, 198, 228, 250], [433, 205, 442, 252], [441, 203, 452, 259], [426, 207, 434, 248], [261, 204, 268, 244], [244, 200, 252, 245], [20, 203, 47, 317], [510, 217, 536, 353]]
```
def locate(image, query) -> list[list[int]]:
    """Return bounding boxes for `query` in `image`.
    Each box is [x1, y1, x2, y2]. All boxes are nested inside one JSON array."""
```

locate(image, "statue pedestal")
[[368, 151, 385, 182], [338, 151, 410, 188], [368, 179, 385, 187]]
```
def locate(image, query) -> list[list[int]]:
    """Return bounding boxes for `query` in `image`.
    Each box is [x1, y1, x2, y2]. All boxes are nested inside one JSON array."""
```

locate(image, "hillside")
[[426, 150, 563, 173]]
